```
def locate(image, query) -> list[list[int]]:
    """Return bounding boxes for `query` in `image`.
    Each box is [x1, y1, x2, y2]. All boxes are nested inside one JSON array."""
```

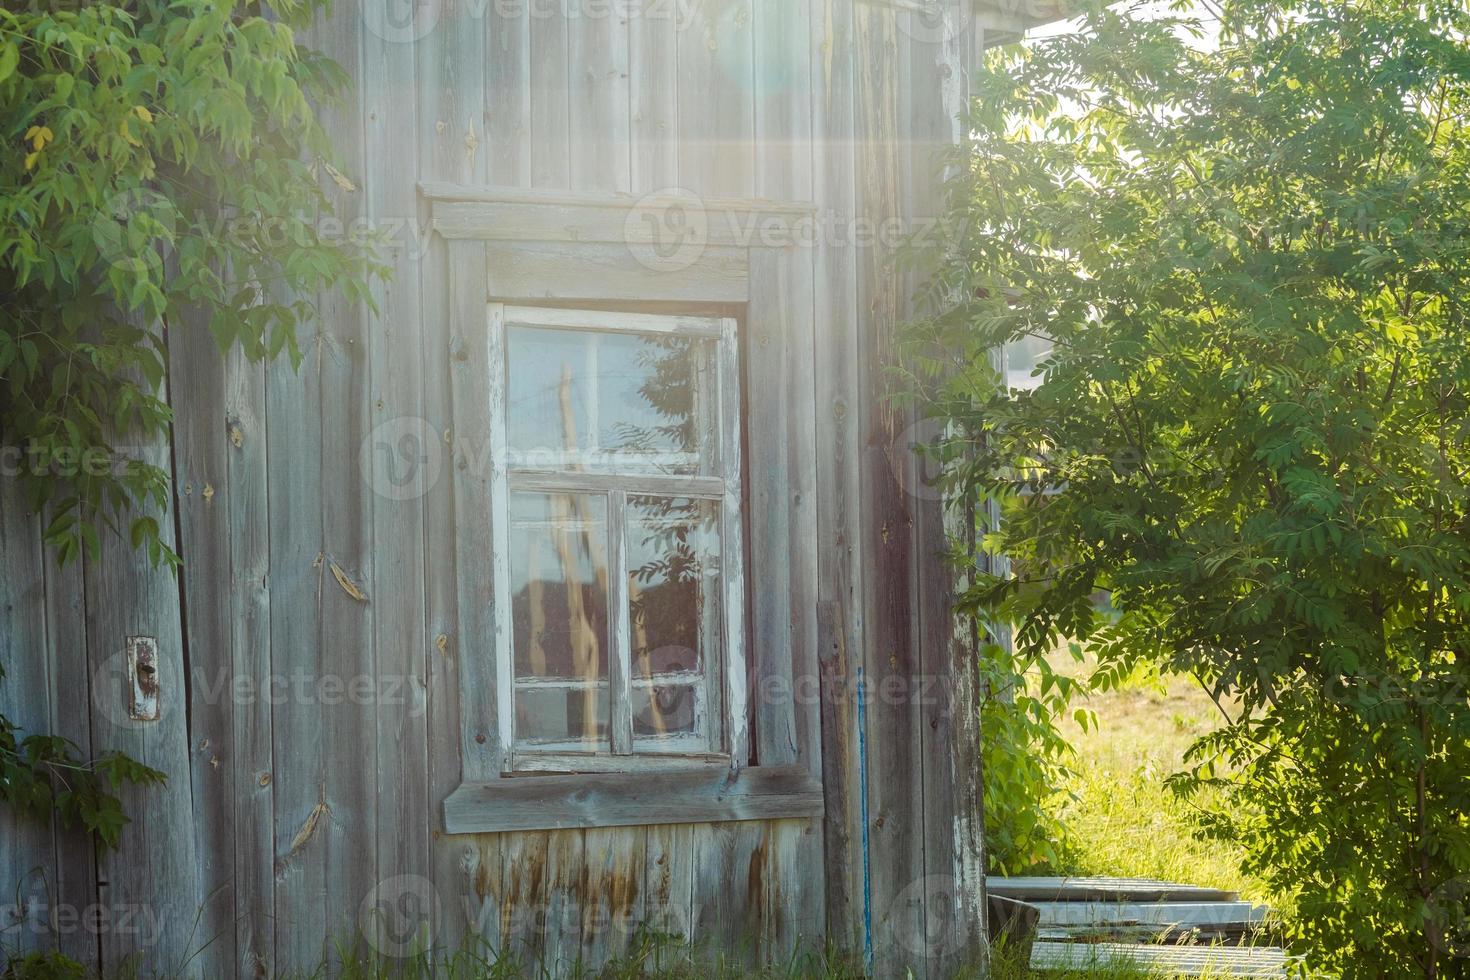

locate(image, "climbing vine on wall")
[[0, 1, 383, 850]]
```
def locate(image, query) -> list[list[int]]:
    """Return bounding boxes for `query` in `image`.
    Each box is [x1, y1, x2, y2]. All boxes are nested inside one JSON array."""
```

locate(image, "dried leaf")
[[330, 561, 367, 602], [289, 801, 329, 855], [322, 161, 357, 193]]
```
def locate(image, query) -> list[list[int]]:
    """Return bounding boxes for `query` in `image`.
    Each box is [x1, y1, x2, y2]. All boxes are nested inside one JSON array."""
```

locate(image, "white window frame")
[[487, 303, 748, 774]]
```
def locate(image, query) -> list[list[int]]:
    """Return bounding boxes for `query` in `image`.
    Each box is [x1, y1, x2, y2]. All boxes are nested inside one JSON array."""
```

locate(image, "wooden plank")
[[629, 2, 680, 192], [484, 241, 749, 303], [678, 0, 756, 198], [499, 830, 551, 967], [420, 0, 488, 958], [264, 279, 328, 974], [503, 305, 725, 336], [443, 765, 824, 834], [82, 372, 200, 974], [989, 877, 1241, 904], [41, 518, 97, 967], [448, 245, 502, 779], [852, 4, 928, 976], [1033, 900, 1269, 929], [689, 822, 765, 960], [486, 0, 531, 186], [456, 834, 504, 954], [541, 828, 585, 974], [224, 340, 275, 978], [717, 315, 749, 768], [513, 754, 727, 775], [581, 827, 645, 964], [421, 182, 817, 212], [0, 479, 54, 958], [811, 0, 865, 952], [431, 198, 816, 246], [362, 2, 432, 966], [760, 819, 825, 961], [529, 3, 570, 189], [903, 4, 988, 975], [1030, 941, 1288, 978], [425, 0, 489, 188], [486, 303, 515, 768], [166, 289, 237, 977], [753, 0, 814, 202], [747, 246, 798, 767], [756, 0, 822, 787], [644, 824, 695, 941], [568, 2, 630, 193], [310, 3, 381, 968]]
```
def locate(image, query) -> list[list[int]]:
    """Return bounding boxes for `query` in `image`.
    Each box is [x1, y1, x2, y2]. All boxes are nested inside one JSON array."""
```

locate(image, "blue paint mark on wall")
[[857, 664, 873, 971]]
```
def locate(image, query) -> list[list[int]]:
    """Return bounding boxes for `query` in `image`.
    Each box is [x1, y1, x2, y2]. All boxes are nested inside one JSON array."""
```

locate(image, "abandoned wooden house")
[[0, 1, 1062, 976]]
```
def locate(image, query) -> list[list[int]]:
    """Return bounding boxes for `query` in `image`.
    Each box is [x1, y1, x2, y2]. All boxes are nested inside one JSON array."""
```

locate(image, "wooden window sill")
[[441, 764, 823, 834]]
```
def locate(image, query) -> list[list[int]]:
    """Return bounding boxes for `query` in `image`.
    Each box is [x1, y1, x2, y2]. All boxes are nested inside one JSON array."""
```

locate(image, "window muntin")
[[490, 306, 745, 771]]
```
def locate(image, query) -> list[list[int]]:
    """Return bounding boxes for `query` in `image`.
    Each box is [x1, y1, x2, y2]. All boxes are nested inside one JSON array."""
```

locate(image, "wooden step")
[[990, 876, 1239, 904], [1031, 941, 1288, 977], [1033, 900, 1270, 941]]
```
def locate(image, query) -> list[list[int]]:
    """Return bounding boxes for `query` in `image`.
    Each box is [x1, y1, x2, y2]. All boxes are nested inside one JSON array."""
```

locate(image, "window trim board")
[[441, 764, 824, 835]]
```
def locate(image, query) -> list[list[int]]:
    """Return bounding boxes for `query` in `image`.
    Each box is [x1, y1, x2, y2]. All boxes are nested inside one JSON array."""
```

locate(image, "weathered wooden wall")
[[0, 1, 1022, 975]]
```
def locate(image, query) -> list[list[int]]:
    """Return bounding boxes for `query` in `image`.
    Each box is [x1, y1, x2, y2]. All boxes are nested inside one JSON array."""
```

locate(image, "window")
[[488, 305, 746, 773]]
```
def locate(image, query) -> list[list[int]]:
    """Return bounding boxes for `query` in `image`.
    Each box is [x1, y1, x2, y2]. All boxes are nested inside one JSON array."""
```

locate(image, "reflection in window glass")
[[510, 490, 610, 752], [632, 685, 700, 740], [505, 326, 717, 475], [626, 496, 720, 680], [516, 685, 610, 744], [1005, 332, 1054, 391], [626, 495, 720, 750]]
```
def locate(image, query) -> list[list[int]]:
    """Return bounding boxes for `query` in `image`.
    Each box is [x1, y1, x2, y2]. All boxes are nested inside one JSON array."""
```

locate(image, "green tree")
[[0, 0, 380, 849], [906, 0, 1470, 973]]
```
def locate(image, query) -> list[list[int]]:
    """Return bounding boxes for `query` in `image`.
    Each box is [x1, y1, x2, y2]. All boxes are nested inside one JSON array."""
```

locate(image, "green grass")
[[5, 931, 1214, 980], [990, 940, 1161, 980], [1045, 653, 1268, 904]]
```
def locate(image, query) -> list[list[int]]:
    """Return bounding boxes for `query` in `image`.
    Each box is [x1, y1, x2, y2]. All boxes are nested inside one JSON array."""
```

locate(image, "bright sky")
[[1027, 0, 1223, 49]]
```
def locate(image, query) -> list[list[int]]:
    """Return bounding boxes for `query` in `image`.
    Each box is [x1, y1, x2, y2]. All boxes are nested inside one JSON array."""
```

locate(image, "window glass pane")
[[517, 685, 610, 744], [510, 491, 609, 681], [632, 684, 700, 740], [1005, 332, 1054, 391], [626, 496, 721, 682], [505, 325, 718, 475]]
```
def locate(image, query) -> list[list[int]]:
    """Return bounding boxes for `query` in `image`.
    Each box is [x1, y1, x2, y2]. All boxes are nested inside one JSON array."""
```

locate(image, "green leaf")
[[0, 43, 18, 85]]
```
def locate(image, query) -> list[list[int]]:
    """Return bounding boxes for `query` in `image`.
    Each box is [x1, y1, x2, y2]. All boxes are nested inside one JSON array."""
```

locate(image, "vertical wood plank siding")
[[421, 0, 488, 959], [169, 290, 237, 978], [83, 339, 198, 974], [363, 4, 433, 972], [910, 7, 991, 976], [811, 0, 867, 957], [0, 1, 997, 974], [852, 7, 931, 977], [0, 479, 52, 959]]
